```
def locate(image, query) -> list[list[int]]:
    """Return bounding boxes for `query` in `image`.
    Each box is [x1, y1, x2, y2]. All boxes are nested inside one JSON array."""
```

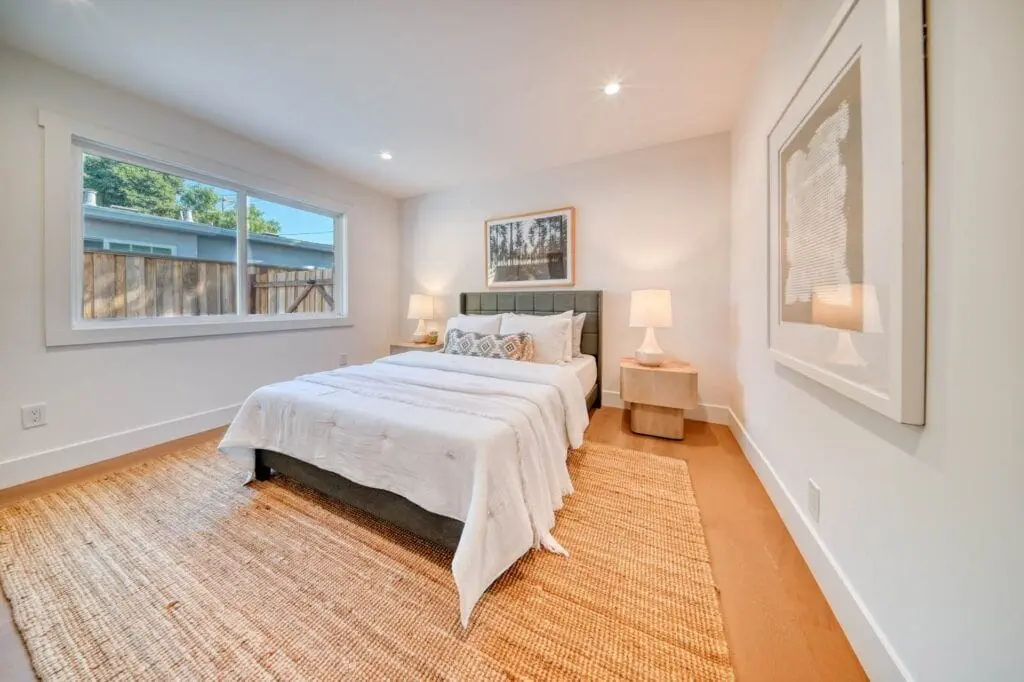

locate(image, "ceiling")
[[0, 0, 778, 198]]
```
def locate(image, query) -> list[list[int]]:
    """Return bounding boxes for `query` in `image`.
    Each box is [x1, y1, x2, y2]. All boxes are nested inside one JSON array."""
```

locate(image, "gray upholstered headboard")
[[460, 290, 603, 408]]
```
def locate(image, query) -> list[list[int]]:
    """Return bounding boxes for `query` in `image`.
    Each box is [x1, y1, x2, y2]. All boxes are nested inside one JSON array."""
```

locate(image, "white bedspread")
[[219, 352, 588, 626]]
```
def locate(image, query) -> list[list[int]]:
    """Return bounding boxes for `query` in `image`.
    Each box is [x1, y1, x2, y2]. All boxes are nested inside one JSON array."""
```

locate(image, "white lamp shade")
[[407, 294, 434, 320], [629, 289, 673, 328], [811, 283, 883, 334]]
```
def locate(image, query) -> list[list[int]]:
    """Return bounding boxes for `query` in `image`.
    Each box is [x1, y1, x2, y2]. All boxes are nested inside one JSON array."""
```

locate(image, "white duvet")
[[219, 351, 588, 626]]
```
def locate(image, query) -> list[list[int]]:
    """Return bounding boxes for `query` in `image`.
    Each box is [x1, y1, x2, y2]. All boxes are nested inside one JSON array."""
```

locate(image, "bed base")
[[254, 449, 465, 552]]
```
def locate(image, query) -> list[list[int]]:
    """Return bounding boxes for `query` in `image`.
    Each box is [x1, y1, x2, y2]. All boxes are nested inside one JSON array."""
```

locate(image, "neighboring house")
[[83, 204, 334, 269]]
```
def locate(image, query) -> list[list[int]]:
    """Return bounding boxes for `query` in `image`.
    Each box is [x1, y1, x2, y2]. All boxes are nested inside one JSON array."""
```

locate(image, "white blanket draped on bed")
[[219, 351, 588, 626]]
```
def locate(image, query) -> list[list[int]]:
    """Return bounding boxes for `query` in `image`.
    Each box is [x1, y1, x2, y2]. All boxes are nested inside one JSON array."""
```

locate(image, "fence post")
[[248, 267, 257, 315]]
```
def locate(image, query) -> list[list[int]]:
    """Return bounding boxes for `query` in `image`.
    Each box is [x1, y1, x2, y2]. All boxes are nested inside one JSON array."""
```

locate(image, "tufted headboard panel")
[[459, 290, 603, 408]]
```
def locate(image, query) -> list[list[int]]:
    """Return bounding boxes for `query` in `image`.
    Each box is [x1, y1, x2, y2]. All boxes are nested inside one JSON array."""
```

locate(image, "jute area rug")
[[0, 439, 733, 681]]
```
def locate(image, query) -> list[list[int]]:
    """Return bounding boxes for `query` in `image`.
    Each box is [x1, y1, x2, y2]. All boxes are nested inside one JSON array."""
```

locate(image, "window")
[[246, 196, 336, 315], [103, 240, 177, 256], [81, 152, 237, 320], [41, 110, 348, 346]]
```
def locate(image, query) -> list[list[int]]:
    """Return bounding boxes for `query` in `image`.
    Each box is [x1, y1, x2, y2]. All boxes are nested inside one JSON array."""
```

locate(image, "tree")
[[88, 157, 283, 235], [179, 185, 235, 228], [178, 186, 281, 234], [246, 204, 282, 235], [527, 218, 541, 259], [84, 155, 183, 218]]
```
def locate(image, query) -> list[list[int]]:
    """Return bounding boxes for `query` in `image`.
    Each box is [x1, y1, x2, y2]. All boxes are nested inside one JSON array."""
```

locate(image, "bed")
[[220, 290, 602, 625]]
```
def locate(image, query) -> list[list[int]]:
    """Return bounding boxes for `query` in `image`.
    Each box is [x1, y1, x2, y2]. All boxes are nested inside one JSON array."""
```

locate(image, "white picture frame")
[[485, 207, 575, 289], [766, 0, 926, 425]]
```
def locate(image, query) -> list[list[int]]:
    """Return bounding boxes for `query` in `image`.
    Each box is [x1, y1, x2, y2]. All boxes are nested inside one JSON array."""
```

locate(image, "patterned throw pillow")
[[442, 328, 534, 361]]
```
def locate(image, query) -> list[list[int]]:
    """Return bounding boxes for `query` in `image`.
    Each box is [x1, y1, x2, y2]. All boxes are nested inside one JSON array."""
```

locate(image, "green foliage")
[[85, 155, 282, 235], [179, 185, 233, 227], [84, 155, 183, 218], [246, 204, 282, 235]]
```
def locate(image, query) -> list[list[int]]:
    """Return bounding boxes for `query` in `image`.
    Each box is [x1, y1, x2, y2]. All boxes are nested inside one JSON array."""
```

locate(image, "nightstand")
[[619, 358, 698, 440], [389, 341, 442, 355]]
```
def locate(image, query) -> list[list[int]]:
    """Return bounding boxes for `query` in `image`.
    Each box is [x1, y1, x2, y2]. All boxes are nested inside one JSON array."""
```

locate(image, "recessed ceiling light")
[[379, 151, 393, 160], [603, 82, 621, 96]]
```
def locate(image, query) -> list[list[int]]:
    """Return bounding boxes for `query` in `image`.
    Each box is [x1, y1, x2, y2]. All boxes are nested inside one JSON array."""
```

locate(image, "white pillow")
[[443, 314, 502, 339], [500, 312, 572, 364], [572, 312, 586, 357]]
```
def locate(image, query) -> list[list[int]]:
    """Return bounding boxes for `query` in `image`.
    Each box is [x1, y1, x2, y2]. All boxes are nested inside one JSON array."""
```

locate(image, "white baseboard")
[[686, 403, 731, 425], [727, 409, 913, 682], [601, 389, 625, 408], [0, 404, 240, 490], [600, 390, 729, 425]]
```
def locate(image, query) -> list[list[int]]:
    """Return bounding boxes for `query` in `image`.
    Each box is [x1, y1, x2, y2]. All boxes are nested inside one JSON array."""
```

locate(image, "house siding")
[[84, 217, 200, 257], [83, 205, 332, 268]]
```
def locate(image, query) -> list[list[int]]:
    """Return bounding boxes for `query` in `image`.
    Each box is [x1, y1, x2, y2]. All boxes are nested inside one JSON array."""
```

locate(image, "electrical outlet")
[[807, 479, 821, 523], [21, 403, 47, 429], [339, 353, 348, 367]]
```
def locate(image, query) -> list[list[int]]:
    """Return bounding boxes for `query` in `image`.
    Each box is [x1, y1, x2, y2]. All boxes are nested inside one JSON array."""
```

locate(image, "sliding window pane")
[[81, 152, 237, 319], [246, 196, 336, 315]]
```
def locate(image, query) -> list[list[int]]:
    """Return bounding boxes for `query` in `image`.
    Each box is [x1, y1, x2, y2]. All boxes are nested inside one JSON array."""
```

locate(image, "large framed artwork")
[[485, 207, 575, 288], [767, 0, 926, 424]]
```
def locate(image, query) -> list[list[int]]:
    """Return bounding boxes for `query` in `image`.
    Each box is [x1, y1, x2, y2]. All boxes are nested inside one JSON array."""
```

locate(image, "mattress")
[[568, 354, 598, 394]]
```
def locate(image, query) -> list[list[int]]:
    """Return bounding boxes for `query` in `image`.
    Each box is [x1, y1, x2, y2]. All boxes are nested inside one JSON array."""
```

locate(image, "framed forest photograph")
[[485, 207, 574, 288]]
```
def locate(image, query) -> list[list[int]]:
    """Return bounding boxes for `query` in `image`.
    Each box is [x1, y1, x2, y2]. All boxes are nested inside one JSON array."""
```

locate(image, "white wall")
[[0, 47, 400, 486], [729, 1, 1024, 680], [400, 135, 732, 414]]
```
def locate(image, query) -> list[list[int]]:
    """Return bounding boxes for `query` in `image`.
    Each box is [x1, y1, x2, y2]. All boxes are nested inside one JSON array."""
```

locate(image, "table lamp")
[[407, 294, 434, 343], [629, 289, 673, 366]]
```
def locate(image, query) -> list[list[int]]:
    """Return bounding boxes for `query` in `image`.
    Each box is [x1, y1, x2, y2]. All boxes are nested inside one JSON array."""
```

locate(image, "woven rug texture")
[[0, 439, 732, 681]]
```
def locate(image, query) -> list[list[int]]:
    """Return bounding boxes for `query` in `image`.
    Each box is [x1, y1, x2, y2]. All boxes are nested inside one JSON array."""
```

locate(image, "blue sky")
[[250, 196, 334, 246], [190, 180, 334, 246]]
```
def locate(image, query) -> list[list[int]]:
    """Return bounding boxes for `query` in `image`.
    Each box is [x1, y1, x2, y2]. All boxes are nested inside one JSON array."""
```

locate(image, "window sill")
[[46, 313, 353, 347]]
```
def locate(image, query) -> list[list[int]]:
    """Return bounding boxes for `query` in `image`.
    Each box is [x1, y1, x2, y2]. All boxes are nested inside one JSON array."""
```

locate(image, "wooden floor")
[[0, 408, 865, 680], [587, 409, 865, 681]]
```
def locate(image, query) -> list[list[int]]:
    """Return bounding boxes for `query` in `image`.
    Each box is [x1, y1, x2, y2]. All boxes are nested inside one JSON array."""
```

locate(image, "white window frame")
[[41, 110, 351, 347], [102, 239, 178, 256]]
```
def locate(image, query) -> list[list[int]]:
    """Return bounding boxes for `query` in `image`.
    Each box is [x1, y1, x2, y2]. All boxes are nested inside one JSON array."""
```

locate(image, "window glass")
[[246, 196, 336, 315], [81, 152, 236, 319]]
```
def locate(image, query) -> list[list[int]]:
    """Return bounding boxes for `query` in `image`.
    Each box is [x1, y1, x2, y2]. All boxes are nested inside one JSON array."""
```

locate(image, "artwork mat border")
[[764, 0, 926, 425], [483, 206, 576, 289]]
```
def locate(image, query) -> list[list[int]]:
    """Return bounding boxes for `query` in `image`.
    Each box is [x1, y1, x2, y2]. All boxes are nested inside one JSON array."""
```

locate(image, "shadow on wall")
[[771, 363, 933, 465], [729, 302, 747, 425], [730, 276, 931, 467]]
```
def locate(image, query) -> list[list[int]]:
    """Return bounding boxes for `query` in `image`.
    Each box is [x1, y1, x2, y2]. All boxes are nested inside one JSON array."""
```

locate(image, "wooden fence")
[[82, 251, 333, 319]]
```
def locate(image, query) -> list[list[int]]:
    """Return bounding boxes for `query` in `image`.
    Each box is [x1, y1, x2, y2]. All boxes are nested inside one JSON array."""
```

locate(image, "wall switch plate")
[[21, 403, 47, 429], [339, 353, 348, 367], [808, 479, 821, 523]]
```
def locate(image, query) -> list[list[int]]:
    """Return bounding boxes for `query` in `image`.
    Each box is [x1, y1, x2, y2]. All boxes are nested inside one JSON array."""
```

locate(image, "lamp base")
[[635, 350, 666, 367], [411, 318, 428, 343], [635, 327, 666, 367]]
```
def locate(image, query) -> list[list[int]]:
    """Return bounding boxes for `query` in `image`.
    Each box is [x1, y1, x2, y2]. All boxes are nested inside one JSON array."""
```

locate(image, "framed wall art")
[[485, 207, 574, 288], [767, 0, 926, 424]]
